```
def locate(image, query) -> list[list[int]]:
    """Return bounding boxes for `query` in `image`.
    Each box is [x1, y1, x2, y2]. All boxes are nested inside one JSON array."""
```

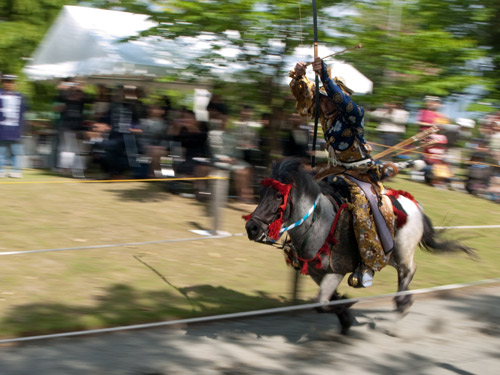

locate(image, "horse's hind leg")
[[393, 252, 417, 314]]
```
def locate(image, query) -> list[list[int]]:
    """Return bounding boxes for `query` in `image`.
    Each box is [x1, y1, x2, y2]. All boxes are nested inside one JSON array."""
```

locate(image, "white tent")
[[23, 6, 194, 80]]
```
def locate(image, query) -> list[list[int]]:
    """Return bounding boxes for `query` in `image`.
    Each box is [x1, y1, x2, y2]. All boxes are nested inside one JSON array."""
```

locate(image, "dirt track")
[[0, 283, 499, 375]]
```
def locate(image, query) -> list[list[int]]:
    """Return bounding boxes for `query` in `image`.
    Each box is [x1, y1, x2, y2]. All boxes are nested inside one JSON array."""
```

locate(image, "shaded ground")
[[0, 283, 498, 375], [1, 170, 499, 338]]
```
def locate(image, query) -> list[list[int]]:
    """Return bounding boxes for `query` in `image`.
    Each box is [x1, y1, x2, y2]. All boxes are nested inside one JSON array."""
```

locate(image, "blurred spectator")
[[257, 112, 273, 168], [490, 119, 500, 165], [99, 85, 142, 178], [85, 84, 112, 154], [485, 120, 500, 202], [134, 86, 148, 121], [161, 95, 173, 123], [282, 112, 310, 163], [169, 109, 209, 176], [55, 79, 93, 178], [465, 140, 493, 195], [372, 102, 409, 147], [232, 105, 262, 167], [92, 84, 112, 123], [416, 96, 449, 131], [207, 97, 254, 203], [478, 110, 500, 140], [480, 110, 500, 164], [0, 74, 27, 178], [139, 104, 168, 178], [486, 175, 500, 203]]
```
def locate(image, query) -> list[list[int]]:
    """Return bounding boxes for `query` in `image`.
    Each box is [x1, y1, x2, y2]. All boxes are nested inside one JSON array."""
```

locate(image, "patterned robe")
[[289, 62, 371, 165], [289, 64, 393, 271]]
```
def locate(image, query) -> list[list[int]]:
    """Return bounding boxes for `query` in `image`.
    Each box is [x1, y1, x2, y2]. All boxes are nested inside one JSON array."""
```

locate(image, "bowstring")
[[299, 0, 303, 46]]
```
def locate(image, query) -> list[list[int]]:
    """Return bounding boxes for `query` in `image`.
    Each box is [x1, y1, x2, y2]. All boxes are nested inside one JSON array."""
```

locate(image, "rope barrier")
[[0, 233, 245, 256], [434, 224, 500, 230], [0, 176, 228, 185], [0, 224, 497, 257], [0, 278, 498, 344]]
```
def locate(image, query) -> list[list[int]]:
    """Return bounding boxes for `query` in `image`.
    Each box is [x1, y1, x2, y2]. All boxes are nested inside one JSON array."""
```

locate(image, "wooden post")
[[211, 169, 229, 235], [291, 269, 301, 304]]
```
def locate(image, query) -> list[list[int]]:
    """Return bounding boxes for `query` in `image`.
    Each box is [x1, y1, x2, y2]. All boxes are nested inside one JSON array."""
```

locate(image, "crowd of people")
[[1, 73, 499, 203], [1, 76, 312, 203], [370, 95, 500, 202]]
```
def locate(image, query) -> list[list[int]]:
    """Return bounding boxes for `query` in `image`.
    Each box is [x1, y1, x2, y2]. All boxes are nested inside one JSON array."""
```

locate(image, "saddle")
[[316, 170, 402, 255]]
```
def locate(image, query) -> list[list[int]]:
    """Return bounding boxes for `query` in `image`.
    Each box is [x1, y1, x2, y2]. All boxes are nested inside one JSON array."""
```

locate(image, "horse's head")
[[245, 159, 317, 243]]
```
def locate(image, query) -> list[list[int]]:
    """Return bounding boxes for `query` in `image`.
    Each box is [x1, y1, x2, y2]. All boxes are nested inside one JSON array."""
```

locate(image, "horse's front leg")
[[315, 273, 344, 308], [311, 272, 355, 334]]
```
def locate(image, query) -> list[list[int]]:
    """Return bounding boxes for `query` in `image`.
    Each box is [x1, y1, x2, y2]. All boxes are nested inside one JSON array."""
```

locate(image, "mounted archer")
[[290, 56, 397, 288]]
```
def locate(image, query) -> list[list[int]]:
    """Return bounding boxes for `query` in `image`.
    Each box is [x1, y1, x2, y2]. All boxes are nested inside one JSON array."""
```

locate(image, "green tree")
[[135, 0, 500, 115], [141, 1, 329, 116], [0, 0, 77, 76], [4, 0, 499, 115], [120, 0, 342, 153], [324, 0, 490, 107]]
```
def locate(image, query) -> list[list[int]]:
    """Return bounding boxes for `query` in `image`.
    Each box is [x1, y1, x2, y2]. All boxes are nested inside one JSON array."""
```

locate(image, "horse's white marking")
[[316, 273, 345, 304], [392, 196, 424, 268]]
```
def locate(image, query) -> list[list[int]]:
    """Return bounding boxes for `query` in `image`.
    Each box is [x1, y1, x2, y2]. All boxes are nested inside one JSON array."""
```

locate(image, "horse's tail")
[[420, 214, 476, 258]]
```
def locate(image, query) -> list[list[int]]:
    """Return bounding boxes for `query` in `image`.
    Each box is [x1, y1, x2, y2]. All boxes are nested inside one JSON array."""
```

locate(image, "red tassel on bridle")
[[242, 213, 253, 221], [260, 178, 293, 240], [241, 178, 293, 241]]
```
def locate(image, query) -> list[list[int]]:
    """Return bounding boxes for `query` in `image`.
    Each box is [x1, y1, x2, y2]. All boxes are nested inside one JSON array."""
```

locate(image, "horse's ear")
[[270, 159, 279, 176]]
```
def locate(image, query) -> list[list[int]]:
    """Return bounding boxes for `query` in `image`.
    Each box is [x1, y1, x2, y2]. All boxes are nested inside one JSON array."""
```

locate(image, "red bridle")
[[243, 178, 293, 240]]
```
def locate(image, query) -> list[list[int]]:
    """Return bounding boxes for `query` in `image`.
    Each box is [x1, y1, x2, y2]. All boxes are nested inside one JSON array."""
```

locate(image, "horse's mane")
[[270, 158, 320, 198], [271, 158, 350, 205]]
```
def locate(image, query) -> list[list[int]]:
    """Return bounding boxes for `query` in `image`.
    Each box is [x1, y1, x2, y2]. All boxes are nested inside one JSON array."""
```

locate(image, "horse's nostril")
[[245, 220, 261, 240]]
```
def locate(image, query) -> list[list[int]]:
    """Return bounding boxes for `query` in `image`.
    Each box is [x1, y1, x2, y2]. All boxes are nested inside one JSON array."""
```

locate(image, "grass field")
[[0, 169, 499, 339]]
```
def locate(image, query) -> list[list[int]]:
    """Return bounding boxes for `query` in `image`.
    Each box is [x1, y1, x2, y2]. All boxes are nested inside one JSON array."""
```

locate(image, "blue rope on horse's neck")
[[279, 194, 321, 236]]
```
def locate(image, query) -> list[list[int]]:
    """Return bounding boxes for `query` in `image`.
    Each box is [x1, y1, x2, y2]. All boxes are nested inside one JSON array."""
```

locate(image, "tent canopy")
[[23, 6, 189, 80]]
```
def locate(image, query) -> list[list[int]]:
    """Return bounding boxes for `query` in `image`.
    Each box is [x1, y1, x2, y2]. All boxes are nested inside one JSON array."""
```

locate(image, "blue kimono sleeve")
[[319, 61, 365, 127]]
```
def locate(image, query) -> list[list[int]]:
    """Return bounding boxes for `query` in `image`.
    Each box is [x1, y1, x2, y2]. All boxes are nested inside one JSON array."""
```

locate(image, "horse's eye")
[[275, 191, 283, 200]]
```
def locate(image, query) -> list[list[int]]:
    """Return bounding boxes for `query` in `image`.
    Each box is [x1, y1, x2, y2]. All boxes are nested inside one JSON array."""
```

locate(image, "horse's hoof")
[[314, 306, 329, 314], [395, 295, 413, 315], [338, 310, 354, 335]]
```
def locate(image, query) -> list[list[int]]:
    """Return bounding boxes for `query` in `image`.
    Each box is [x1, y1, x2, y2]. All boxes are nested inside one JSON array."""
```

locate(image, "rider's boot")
[[348, 263, 374, 288]]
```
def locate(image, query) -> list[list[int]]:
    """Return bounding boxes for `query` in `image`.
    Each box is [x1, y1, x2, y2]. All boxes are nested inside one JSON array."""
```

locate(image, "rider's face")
[[320, 95, 338, 119]]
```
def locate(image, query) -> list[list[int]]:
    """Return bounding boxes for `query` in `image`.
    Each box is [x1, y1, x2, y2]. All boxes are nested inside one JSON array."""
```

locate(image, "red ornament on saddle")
[[385, 189, 419, 229]]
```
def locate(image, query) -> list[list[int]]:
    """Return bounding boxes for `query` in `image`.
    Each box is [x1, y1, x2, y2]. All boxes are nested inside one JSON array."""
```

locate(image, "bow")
[[311, 0, 320, 168]]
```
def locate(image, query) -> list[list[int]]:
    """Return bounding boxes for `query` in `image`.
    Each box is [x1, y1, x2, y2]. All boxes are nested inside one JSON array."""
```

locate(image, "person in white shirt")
[[0, 74, 26, 178]]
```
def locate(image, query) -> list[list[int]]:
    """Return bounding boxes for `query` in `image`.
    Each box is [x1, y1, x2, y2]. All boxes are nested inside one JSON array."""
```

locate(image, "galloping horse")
[[245, 158, 474, 333]]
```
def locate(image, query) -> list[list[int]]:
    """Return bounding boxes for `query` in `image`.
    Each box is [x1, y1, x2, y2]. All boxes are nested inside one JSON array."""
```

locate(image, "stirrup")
[[348, 267, 374, 288]]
